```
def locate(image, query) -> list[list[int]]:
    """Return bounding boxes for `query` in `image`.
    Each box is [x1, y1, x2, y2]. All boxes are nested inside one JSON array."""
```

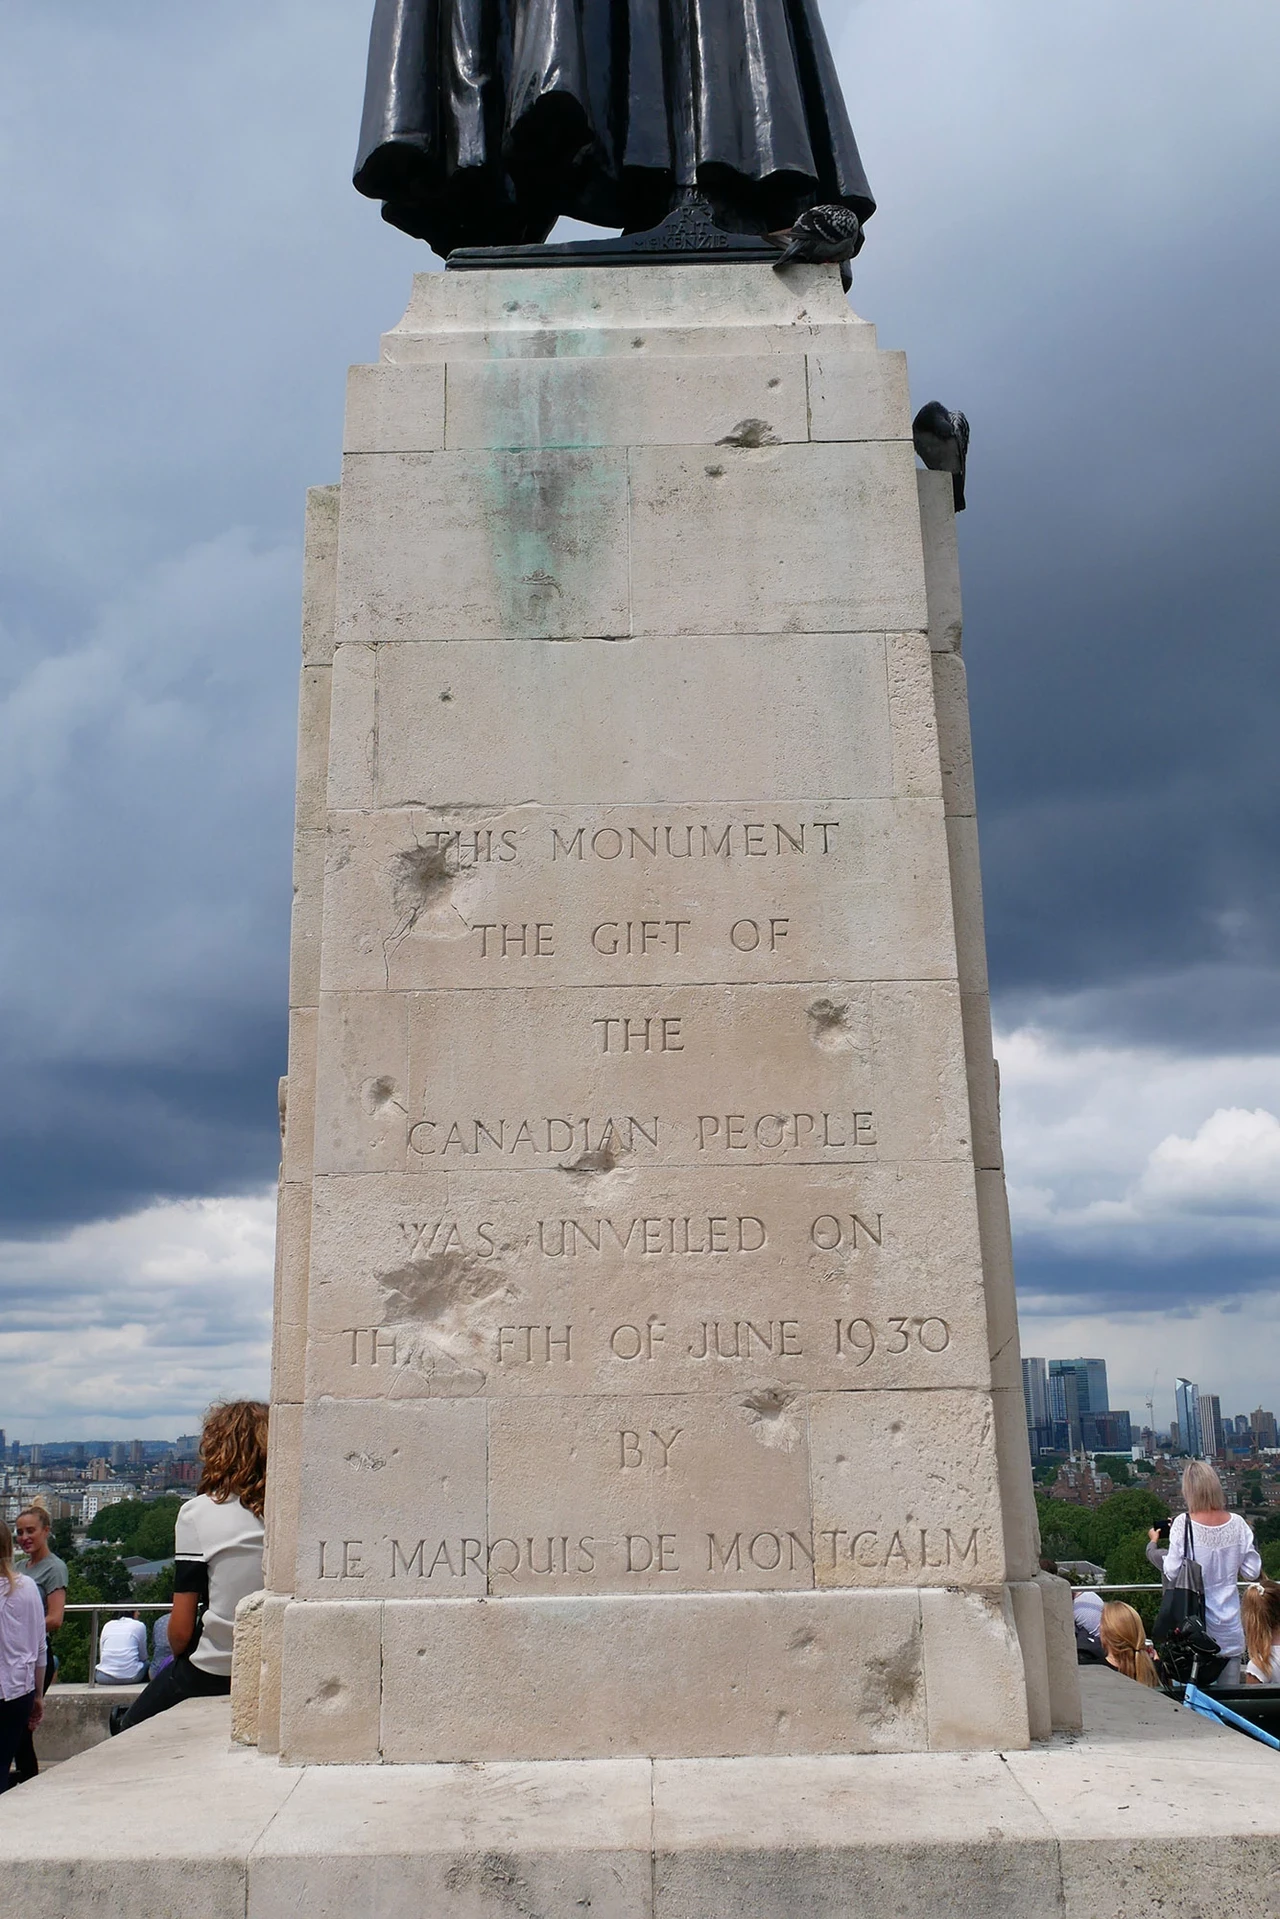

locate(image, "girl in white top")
[[1242, 1577, 1280, 1684], [0, 1520, 46, 1793], [1162, 1460, 1261, 1686], [110, 1401, 266, 1737]]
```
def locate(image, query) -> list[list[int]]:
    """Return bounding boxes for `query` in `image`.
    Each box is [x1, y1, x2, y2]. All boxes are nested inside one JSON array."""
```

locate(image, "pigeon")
[[912, 401, 970, 511], [770, 204, 864, 291]]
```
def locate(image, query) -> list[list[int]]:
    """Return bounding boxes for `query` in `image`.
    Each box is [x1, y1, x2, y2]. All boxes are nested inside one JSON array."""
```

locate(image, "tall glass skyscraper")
[[1022, 1358, 1052, 1455], [1197, 1393, 1224, 1458], [1047, 1358, 1109, 1414], [1175, 1378, 1202, 1456]]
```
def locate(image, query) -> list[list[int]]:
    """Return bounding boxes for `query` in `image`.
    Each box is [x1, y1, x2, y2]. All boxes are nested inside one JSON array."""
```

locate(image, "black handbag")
[[1153, 1514, 1227, 1688], [1154, 1514, 1207, 1637]]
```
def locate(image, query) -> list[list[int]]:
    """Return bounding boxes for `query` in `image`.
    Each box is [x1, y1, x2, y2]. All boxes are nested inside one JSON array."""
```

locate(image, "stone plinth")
[[261, 261, 1078, 1762], [4, 1672, 1276, 1917]]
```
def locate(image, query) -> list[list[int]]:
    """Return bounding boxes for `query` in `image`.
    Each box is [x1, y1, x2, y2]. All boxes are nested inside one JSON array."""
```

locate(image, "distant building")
[[129, 1439, 144, 1468], [1054, 1559, 1106, 1585], [1175, 1380, 1202, 1456], [80, 1482, 137, 1524], [1252, 1409, 1279, 1449], [1236, 1415, 1251, 1437], [127, 1557, 174, 1586], [1082, 1411, 1133, 1452], [174, 1435, 200, 1461], [1170, 1420, 1180, 1452], [1022, 1358, 1053, 1456], [1051, 1359, 1109, 1416], [1049, 1364, 1086, 1452], [1197, 1394, 1225, 1458]]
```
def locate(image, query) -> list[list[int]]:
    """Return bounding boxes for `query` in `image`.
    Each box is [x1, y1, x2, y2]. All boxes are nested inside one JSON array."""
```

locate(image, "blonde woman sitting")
[[1099, 1601, 1159, 1689], [1242, 1576, 1280, 1684]]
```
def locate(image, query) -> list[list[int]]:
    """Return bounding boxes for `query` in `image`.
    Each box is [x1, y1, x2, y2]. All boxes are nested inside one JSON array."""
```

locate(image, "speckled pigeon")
[[912, 401, 970, 512], [770, 204, 864, 290]]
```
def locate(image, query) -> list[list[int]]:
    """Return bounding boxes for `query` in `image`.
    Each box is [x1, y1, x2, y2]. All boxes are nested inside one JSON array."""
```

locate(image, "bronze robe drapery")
[[354, 0, 874, 254]]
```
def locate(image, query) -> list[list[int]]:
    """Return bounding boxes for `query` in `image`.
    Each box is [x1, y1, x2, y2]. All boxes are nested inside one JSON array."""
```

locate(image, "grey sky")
[[1, 0, 1278, 1429]]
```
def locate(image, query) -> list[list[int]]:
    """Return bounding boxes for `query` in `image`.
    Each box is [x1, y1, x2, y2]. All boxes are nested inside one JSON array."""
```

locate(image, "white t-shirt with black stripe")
[[173, 1494, 264, 1677]]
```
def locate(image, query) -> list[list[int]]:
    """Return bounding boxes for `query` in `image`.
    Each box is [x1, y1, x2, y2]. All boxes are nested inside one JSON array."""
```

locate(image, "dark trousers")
[[115, 1655, 230, 1731], [13, 1640, 54, 1783], [0, 1694, 35, 1793], [11, 1726, 37, 1784]]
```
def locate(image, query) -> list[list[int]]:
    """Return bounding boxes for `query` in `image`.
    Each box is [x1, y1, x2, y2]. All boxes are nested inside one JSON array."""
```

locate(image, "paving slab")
[[0, 1700, 299, 1918], [3, 1670, 1278, 1918]]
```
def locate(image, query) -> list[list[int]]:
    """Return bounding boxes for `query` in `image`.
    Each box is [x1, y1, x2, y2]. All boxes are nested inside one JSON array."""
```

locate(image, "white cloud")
[[999, 1023, 1280, 1417], [0, 1192, 275, 1439], [1138, 1108, 1280, 1217], [998, 1025, 1280, 1261]]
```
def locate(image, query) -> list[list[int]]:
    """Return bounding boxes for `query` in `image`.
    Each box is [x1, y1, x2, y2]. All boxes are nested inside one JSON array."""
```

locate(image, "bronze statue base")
[[445, 194, 780, 271]]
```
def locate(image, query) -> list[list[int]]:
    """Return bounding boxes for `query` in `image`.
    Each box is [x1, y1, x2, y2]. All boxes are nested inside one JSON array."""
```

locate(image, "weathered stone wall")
[[259, 263, 1074, 1761]]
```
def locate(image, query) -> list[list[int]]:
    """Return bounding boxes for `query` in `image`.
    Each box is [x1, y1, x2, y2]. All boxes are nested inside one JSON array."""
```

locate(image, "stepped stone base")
[[32, 1682, 143, 1763], [4, 1669, 1278, 1918]]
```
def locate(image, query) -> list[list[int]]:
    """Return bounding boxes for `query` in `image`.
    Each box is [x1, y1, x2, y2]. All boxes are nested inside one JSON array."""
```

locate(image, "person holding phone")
[[1158, 1461, 1260, 1687], [1146, 1517, 1171, 1576]]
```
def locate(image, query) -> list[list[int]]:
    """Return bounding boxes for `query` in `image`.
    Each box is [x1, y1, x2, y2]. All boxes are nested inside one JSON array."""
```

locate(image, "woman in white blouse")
[[0, 1521, 46, 1792], [1161, 1460, 1261, 1687]]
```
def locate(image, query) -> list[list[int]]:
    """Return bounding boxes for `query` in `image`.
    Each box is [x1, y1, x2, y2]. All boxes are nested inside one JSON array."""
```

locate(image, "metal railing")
[[61, 1602, 170, 1685], [1070, 1582, 1258, 1595]]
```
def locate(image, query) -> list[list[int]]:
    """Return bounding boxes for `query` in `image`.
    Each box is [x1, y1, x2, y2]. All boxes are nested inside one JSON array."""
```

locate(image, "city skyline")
[[1023, 1350, 1278, 1461]]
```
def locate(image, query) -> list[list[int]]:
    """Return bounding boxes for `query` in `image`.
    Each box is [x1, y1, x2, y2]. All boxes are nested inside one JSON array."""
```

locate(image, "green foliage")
[[1033, 1463, 1059, 1487], [75, 1547, 135, 1602], [1132, 1460, 1155, 1476], [1035, 1487, 1169, 1568], [1104, 1530, 1162, 1631], [1104, 1530, 1157, 1583], [1262, 1541, 1280, 1580], [134, 1564, 175, 1605], [1088, 1489, 1169, 1561], [51, 1516, 76, 1557], [86, 1494, 182, 1559], [1253, 1512, 1280, 1546], [1095, 1455, 1133, 1486], [1034, 1496, 1093, 1562], [85, 1497, 146, 1543]]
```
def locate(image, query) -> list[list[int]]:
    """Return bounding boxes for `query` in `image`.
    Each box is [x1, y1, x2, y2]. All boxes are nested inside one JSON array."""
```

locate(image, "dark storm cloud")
[[1016, 1252, 1280, 1318], [845, 0, 1280, 1054], [2, 0, 1278, 1293], [0, 2, 410, 1230]]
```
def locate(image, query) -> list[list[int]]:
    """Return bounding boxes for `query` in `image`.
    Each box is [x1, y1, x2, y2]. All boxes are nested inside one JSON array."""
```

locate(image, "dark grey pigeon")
[[912, 402, 970, 511], [770, 204, 864, 290]]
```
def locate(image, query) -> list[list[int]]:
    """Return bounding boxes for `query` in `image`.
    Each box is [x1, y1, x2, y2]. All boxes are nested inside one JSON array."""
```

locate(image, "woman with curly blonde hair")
[[1100, 1601, 1159, 1689], [111, 1401, 267, 1736]]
